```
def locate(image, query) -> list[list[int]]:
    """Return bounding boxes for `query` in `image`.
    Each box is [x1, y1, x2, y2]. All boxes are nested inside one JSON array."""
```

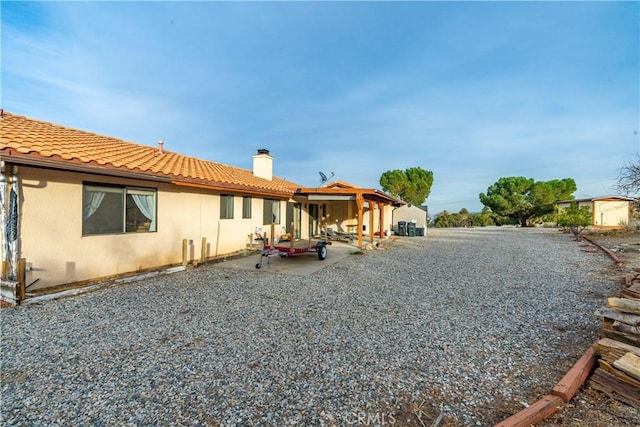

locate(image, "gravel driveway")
[[1, 227, 619, 426]]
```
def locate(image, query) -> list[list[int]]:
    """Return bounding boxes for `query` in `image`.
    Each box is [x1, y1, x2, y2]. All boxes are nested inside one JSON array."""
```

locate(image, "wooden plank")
[[182, 239, 188, 266], [612, 320, 640, 336], [596, 307, 640, 326], [597, 359, 640, 388], [593, 338, 640, 364], [200, 237, 207, 263], [589, 368, 640, 409], [602, 327, 640, 348], [17, 258, 26, 302], [1, 260, 8, 280], [622, 285, 640, 300], [613, 352, 640, 382], [607, 297, 640, 315]]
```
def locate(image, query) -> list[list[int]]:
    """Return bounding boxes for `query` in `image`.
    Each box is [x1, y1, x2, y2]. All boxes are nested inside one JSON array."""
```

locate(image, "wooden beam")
[[182, 239, 188, 266], [607, 297, 640, 315], [356, 193, 364, 248], [369, 202, 375, 244], [614, 352, 640, 381], [200, 237, 207, 263], [17, 258, 26, 302]]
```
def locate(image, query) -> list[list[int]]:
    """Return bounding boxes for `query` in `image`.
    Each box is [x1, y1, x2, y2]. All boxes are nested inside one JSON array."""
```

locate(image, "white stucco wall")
[[557, 198, 631, 228], [593, 200, 630, 227], [392, 205, 428, 231], [17, 166, 289, 290]]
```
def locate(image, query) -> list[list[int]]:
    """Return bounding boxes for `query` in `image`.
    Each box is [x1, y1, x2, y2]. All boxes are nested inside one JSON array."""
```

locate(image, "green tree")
[[557, 203, 592, 238], [479, 177, 576, 227], [434, 210, 454, 228], [380, 167, 434, 206], [433, 208, 496, 228]]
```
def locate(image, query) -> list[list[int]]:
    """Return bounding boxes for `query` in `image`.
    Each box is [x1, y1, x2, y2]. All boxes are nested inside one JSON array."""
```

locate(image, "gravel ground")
[[540, 229, 640, 426], [0, 227, 622, 426]]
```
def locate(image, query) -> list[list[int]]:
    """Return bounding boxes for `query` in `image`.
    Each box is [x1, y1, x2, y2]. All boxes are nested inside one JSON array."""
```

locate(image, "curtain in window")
[[83, 190, 106, 220], [271, 200, 280, 223], [131, 193, 156, 231]]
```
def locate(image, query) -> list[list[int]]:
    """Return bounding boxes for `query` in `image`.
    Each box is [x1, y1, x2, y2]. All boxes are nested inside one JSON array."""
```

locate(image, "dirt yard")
[[540, 229, 640, 426]]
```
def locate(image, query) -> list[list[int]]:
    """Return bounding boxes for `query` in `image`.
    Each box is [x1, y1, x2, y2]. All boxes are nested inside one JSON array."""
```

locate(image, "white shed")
[[392, 204, 428, 235], [557, 196, 636, 229]]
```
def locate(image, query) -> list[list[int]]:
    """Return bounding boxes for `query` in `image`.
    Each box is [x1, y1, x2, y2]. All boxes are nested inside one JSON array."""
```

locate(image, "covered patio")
[[293, 181, 404, 248]]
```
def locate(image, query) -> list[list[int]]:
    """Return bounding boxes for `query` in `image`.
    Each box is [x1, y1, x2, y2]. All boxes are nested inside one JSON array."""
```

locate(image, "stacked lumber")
[[591, 272, 640, 409]]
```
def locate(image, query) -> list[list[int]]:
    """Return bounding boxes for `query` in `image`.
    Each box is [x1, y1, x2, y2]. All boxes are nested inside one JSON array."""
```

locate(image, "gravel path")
[[1, 227, 620, 426]]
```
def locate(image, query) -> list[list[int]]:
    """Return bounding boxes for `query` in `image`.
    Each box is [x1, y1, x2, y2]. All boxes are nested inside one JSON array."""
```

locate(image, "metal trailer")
[[255, 239, 331, 269]]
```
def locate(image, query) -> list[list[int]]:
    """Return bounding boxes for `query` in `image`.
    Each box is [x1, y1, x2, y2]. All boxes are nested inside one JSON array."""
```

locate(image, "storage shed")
[[557, 196, 636, 229]]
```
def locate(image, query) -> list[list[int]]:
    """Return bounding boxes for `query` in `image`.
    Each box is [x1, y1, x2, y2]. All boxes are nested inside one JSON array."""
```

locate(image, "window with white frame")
[[242, 196, 252, 219], [263, 199, 280, 224], [220, 195, 234, 219], [83, 184, 156, 235]]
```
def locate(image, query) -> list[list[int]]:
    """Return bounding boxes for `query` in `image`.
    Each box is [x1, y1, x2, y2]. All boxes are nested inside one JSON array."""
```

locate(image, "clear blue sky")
[[2, 1, 638, 214]]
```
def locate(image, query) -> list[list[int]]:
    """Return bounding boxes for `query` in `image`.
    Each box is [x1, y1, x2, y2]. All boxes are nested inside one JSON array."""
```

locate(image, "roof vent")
[[257, 148, 270, 155], [158, 140, 164, 154]]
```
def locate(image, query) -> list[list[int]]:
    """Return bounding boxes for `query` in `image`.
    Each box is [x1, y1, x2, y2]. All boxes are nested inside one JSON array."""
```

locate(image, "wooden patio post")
[[369, 201, 375, 244], [379, 202, 386, 239], [356, 193, 364, 248], [290, 221, 295, 249]]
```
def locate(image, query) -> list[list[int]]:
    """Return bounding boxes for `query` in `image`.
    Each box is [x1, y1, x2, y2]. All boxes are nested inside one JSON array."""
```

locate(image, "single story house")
[[557, 196, 637, 229], [1, 111, 401, 301]]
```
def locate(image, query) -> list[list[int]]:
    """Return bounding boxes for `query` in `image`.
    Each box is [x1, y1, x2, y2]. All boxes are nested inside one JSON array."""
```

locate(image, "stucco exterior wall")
[[17, 166, 288, 290], [557, 199, 631, 228], [392, 205, 429, 231], [593, 200, 630, 228]]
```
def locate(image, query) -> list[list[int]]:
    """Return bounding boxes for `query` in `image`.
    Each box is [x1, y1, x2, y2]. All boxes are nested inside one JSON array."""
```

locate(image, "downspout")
[[1, 163, 20, 279]]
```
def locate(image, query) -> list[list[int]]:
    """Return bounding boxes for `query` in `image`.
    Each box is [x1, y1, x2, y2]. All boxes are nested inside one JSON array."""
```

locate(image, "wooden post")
[[17, 258, 26, 302], [1, 260, 8, 280], [379, 202, 386, 238], [200, 237, 207, 263], [182, 239, 188, 266], [369, 201, 375, 244], [270, 222, 275, 245], [356, 193, 364, 248], [290, 221, 295, 249]]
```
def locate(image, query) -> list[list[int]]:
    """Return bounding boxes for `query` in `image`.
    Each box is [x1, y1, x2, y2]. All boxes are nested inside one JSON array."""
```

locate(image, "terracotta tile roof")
[[0, 111, 299, 196]]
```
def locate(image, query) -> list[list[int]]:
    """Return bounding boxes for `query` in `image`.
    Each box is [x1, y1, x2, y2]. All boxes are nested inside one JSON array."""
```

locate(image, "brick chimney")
[[253, 148, 272, 181]]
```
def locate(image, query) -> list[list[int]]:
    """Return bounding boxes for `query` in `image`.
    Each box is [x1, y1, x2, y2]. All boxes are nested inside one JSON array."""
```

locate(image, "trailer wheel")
[[255, 263, 261, 269], [318, 245, 327, 260]]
